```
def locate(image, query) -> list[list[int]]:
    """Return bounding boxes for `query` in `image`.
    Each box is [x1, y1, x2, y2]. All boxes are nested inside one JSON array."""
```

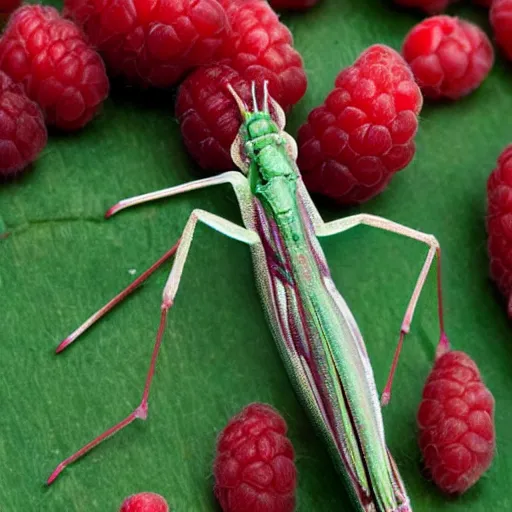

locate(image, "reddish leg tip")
[[104, 205, 118, 219], [380, 390, 391, 407], [56, 338, 72, 354], [46, 466, 63, 486]]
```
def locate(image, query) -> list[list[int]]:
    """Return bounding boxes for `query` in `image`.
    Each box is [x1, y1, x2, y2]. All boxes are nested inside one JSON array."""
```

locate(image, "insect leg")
[[56, 241, 180, 353], [58, 173, 253, 352], [105, 171, 251, 218], [47, 210, 259, 485], [316, 214, 445, 406], [160, 209, 259, 306]]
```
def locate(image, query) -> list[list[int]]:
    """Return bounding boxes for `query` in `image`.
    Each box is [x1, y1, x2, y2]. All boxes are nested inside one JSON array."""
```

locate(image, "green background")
[[1, 0, 511, 510]]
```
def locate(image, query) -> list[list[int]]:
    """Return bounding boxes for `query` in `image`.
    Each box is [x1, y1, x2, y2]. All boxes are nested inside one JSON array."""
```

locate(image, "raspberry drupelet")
[[0, 70, 47, 178], [176, 64, 254, 173], [487, 144, 512, 316], [214, 403, 297, 512], [491, 0, 512, 61], [297, 44, 422, 205], [119, 492, 169, 512], [64, 0, 229, 88], [418, 349, 495, 494], [0, 5, 109, 131], [218, 0, 307, 111], [402, 16, 494, 100]]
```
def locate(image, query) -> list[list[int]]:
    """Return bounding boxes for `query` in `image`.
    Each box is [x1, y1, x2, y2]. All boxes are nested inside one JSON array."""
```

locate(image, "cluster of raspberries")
[[0, 0, 504, 209], [0, 1, 501, 505], [0, 4, 109, 177], [176, 11, 498, 205], [298, 13, 497, 204], [0, 0, 309, 178]]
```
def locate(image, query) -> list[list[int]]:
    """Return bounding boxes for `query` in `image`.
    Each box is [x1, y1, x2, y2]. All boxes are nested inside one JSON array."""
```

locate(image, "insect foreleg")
[[58, 172, 253, 353], [315, 213, 446, 406], [160, 209, 259, 307], [106, 171, 251, 218], [47, 210, 259, 485]]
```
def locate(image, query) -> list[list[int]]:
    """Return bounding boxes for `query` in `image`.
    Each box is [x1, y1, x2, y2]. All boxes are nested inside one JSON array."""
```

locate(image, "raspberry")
[[64, 0, 229, 88], [268, 0, 320, 10], [418, 350, 495, 494], [214, 403, 297, 512], [491, 0, 512, 61], [176, 64, 253, 173], [297, 44, 422, 205], [392, 0, 455, 15], [486, 144, 512, 315], [0, 5, 109, 131], [218, 0, 307, 111], [0, 70, 47, 178], [402, 16, 494, 100], [119, 492, 169, 512]]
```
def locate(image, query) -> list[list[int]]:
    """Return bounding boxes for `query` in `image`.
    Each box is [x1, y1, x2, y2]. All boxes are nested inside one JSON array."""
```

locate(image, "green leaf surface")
[[1, 0, 511, 510]]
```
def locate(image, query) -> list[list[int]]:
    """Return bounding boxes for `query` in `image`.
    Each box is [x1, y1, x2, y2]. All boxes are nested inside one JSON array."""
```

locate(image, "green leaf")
[[0, 0, 510, 510]]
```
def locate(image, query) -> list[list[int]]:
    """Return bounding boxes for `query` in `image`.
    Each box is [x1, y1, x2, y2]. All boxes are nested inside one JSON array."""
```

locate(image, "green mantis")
[[47, 83, 447, 512]]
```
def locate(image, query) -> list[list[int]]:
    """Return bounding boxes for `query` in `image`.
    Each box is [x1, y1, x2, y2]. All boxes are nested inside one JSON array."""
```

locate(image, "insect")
[[47, 82, 447, 512]]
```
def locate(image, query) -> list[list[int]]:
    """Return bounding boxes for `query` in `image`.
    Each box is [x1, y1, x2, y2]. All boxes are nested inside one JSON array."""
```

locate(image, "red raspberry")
[[0, 70, 47, 178], [297, 44, 422, 205], [63, 0, 229, 88], [0, 5, 109, 131], [402, 16, 494, 100], [268, 0, 320, 10], [491, 0, 512, 61], [418, 350, 495, 494], [120, 492, 169, 512], [214, 403, 297, 512], [486, 144, 512, 315], [218, 0, 307, 111], [176, 64, 255, 173]]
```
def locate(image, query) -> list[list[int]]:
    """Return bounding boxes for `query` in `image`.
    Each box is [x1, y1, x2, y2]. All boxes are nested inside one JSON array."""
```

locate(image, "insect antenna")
[[226, 83, 250, 120], [262, 81, 269, 113], [251, 81, 259, 112]]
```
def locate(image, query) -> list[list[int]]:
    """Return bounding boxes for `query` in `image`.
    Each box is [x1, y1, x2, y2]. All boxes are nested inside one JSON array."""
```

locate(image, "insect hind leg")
[[316, 213, 447, 406], [47, 209, 258, 485]]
